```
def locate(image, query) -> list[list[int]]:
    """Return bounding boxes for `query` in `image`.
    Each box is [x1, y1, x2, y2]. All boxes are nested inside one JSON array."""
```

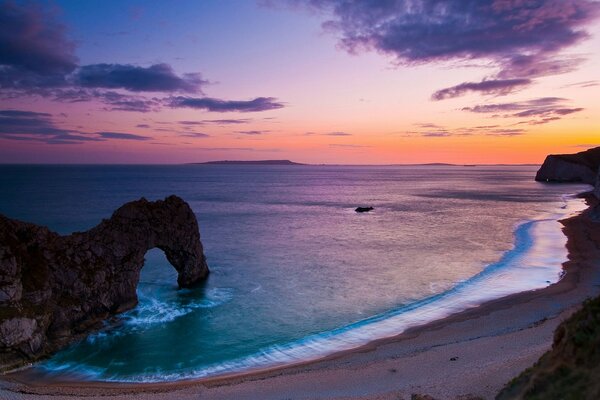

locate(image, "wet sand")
[[2, 195, 599, 400]]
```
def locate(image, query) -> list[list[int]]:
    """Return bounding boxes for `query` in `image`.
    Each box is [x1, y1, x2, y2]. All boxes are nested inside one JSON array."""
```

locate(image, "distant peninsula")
[[193, 160, 304, 165]]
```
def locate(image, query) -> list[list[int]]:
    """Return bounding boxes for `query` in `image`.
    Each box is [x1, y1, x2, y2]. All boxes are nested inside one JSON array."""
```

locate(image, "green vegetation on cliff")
[[497, 295, 600, 400]]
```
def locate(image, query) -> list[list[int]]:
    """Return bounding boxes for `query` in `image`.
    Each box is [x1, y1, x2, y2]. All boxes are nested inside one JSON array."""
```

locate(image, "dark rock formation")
[[535, 146, 600, 185], [355, 207, 374, 213], [0, 195, 209, 371]]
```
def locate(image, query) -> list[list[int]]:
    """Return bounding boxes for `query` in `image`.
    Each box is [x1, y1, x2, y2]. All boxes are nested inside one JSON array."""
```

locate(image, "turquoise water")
[[0, 165, 589, 381]]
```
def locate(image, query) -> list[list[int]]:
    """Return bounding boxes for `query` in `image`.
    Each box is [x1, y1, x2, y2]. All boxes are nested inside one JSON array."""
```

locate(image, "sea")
[[0, 164, 590, 382]]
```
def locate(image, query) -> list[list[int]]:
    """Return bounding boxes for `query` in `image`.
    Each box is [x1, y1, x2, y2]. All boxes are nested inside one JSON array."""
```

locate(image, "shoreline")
[[2, 194, 600, 399]]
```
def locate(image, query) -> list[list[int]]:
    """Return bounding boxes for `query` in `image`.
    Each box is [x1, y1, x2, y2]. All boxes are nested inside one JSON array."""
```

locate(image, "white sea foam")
[[122, 287, 234, 326]]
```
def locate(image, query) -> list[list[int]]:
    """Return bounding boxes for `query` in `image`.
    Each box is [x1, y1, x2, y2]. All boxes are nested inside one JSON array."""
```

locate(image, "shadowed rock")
[[535, 146, 600, 185], [355, 207, 374, 213], [0, 195, 209, 371]]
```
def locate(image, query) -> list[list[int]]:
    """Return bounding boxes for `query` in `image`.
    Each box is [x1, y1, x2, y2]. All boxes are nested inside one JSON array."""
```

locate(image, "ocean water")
[[0, 164, 590, 382]]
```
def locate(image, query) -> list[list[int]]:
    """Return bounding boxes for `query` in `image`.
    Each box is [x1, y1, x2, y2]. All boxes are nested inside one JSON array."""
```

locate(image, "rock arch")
[[0, 195, 209, 370]]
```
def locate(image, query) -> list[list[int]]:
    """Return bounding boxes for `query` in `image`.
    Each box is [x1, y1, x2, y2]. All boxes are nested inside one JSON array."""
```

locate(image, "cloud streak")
[[72, 63, 205, 93], [462, 97, 584, 123], [96, 131, 152, 141], [431, 78, 531, 100], [0, 109, 158, 144], [169, 97, 284, 112]]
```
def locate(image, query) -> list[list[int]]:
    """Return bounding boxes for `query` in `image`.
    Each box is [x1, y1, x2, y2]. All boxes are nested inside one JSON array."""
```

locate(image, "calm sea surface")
[[0, 165, 590, 381]]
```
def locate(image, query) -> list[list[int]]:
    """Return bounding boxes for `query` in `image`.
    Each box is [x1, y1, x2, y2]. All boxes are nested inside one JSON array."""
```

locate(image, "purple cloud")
[[0, 2, 283, 115], [72, 63, 205, 93], [169, 96, 284, 112], [297, 0, 600, 99], [305, 0, 598, 71], [432, 78, 531, 100]]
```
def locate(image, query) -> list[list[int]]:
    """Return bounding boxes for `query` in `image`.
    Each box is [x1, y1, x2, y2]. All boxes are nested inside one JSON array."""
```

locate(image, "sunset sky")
[[1, 0, 599, 164]]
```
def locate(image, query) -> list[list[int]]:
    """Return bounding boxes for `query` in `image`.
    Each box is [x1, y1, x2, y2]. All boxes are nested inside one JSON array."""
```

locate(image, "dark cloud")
[[169, 97, 284, 112], [462, 97, 584, 123], [304, 0, 598, 72], [96, 131, 152, 141], [98, 91, 161, 112], [0, 2, 77, 76], [136, 124, 150, 128], [432, 78, 531, 100], [72, 63, 205, 93], [0, 3, 280, 115], [297, 0, 600, 99], [49, 89, 161, 112]]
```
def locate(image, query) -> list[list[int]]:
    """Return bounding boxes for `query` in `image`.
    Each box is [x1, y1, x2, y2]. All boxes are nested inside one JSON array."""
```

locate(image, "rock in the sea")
[[355, 207, 374, 213], [535, 146, 600, 184], [0, 195, 209, 371]]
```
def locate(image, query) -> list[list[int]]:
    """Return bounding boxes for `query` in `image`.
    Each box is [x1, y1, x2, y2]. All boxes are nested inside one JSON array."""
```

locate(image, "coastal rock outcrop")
[[0, 195, 209, 371], [535, 146, 600, 185]]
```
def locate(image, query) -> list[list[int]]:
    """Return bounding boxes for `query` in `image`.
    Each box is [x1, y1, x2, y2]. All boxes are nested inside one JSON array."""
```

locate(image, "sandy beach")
[[1, 195, 599, 400]]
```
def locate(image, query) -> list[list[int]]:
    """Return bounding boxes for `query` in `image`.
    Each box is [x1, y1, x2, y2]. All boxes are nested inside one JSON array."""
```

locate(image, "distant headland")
[[193, 160, 304, 165]]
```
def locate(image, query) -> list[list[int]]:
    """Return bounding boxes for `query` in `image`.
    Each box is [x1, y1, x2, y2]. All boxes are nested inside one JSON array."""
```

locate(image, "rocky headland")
[[0, 195, 209, 372], [535, 146, 600, 184]]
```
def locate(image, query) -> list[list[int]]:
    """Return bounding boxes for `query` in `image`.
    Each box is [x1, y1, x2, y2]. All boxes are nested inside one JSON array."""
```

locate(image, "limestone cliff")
[[0, 195, 209, 371], [535, 146, 600, 185]]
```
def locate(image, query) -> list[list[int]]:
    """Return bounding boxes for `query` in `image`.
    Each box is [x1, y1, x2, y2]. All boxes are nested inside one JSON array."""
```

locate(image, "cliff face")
[[535, 146, 600, 185], [0, 195, 209, 371]]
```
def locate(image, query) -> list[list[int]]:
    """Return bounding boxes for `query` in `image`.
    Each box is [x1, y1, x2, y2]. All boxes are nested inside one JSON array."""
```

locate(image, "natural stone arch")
[[0, 195, 209, 370]]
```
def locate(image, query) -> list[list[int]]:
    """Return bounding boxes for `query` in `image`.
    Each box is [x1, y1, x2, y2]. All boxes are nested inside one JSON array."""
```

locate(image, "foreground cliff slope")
[[0, 195, 209, 371], [497, 286, 600, 399]]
